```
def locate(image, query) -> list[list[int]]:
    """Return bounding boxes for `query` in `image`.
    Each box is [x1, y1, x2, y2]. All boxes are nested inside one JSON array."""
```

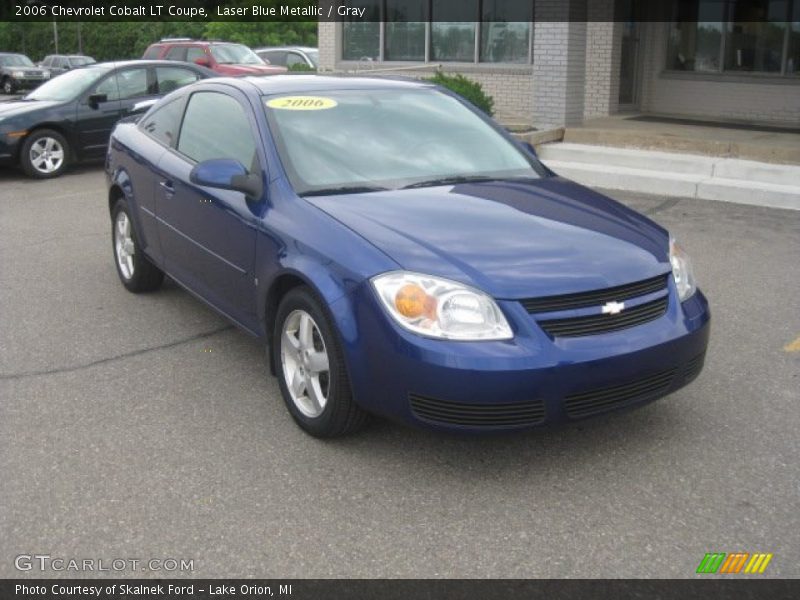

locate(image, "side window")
[[94, 68, 149, 101], [177, 92, 256, 168], [262, 51, 286, 66], [165, 46, 187, 62], [285, 53, 306, 67], [156, 67, 199, 94], [42, 56, 53, 67], [139, 97, 184, 147], [186, 47, 206, 63], [55, 57, 67, 69], [142, 45, 162, 60]]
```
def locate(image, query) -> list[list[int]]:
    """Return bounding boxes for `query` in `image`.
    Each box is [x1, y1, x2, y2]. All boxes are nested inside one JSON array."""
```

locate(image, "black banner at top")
[[0, 0, 788, 23]]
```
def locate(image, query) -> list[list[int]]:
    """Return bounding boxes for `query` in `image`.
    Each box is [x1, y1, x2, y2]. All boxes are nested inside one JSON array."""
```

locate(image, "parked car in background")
[[143, 39, 287, 76], [0, 53, 51, 94], [0, 60, 214, 178], [254, 46, 318, 69], [40, 54, 96, 76], [105, 75, 710, 438]]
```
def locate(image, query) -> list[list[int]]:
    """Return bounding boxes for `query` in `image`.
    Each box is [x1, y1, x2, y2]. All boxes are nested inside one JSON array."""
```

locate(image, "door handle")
[[159, 180, 175, 196]]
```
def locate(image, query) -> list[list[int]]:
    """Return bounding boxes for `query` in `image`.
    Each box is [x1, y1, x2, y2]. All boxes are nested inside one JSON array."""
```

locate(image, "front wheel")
[[2, 78, 14, 95], [274, 287, 367, 437], [111, 199, 164, 293], [20, 129, 69, 178]]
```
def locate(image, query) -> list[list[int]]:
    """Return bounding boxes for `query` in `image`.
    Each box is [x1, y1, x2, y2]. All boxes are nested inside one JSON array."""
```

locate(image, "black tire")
[[20, 128, 70, 179], [2, 77, 14, 95], [274, 286, 368, 437], [111, 199, 164, 293]]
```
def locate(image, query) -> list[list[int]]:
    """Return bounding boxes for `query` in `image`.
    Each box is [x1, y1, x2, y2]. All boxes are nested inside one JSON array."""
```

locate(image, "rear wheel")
[[20, 129, 69, 178], [274, 287, 367, 437], [111, 199, 164, 293]]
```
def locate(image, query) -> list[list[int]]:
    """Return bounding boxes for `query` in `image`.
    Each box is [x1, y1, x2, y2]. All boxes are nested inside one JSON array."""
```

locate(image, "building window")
[[789, 0, 800, 73], [342, 0, 381, 61], [341, 0, 533, 64], [385, 0, 426, 61], [667, 0, 800, 76]]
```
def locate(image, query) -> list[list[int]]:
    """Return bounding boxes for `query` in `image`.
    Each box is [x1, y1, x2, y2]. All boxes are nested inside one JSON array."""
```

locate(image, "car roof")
[[0, 52, 28, 57], [255, 47, 317, 53], [230, 74, 432, 95], [156, 40, 244, 46]]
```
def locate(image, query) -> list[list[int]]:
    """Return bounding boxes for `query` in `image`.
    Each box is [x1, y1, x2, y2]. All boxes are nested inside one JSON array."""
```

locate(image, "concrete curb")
[[538, 143, 800, 211]]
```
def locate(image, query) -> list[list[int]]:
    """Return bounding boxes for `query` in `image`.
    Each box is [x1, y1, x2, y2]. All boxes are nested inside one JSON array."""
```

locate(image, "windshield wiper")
[[401, 175, 502, 189], [300, 185, 390, 197]]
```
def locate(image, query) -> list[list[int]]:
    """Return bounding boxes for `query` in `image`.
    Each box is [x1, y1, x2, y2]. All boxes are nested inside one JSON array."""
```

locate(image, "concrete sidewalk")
[[538, 143, 800, 211], [509, 113, 800, 211]]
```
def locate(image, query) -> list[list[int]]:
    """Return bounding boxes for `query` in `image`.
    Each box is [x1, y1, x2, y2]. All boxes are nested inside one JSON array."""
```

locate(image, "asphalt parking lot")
[[0, 164, 798, 578]]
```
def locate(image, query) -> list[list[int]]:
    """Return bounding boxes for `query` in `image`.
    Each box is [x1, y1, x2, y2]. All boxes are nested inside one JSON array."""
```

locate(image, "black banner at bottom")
[[2, 579, 800, 600]]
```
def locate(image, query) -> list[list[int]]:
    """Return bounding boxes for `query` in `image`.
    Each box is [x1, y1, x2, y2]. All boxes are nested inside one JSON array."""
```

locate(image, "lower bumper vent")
[[409, 394, 545, 428], [564, 368, 677, 419]]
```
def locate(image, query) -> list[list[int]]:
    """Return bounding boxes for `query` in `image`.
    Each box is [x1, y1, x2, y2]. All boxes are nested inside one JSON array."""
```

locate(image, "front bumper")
[[10, 77, 47, 89], [338, 280, 710, 433]]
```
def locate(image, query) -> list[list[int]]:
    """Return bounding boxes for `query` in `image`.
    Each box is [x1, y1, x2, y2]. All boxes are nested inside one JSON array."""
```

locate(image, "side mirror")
[[523, 141, 537, 157], [87, 93, 107, 109], [190, 159, 263, 199], [194, 57, 211, 67]]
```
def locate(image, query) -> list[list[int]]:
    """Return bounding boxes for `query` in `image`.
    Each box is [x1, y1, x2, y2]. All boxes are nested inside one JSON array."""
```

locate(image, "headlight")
[[371, 271, 513, 340], [669, 236, 696, 301], [11, 70, 24, 78], [42, 71, 50, 78]]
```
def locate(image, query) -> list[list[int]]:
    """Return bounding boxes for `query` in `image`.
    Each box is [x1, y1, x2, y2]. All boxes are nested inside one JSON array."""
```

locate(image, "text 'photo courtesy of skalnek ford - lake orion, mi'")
[[1, 0, 799, 594]]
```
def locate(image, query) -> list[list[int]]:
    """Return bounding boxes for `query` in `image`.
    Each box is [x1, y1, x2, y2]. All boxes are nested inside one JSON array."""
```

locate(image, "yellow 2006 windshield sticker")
[[266, 96, 338, 110]]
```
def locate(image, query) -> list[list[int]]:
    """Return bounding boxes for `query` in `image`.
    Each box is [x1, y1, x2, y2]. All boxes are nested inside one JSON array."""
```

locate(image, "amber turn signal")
[[395, 284, 436, 320]]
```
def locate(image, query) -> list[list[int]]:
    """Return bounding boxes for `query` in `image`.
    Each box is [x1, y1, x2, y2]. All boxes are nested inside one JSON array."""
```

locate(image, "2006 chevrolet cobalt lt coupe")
[[106, 75, 710, 437]]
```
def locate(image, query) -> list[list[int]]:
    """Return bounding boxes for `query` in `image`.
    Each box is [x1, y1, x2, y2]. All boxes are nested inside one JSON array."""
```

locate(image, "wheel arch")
[[261, 264, 359, 376], [18, 123, 77, 162]]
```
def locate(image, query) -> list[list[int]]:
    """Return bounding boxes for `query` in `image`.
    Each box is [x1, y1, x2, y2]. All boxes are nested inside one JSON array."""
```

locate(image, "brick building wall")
[[639, 22, 800, 125]]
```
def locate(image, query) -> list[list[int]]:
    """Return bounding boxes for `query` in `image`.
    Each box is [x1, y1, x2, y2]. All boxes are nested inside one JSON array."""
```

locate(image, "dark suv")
[[0, 53, 51, 94], [142, 39, 286, 76]]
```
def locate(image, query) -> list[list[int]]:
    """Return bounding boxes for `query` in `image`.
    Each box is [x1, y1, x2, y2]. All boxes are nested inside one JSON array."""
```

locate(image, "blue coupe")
[[105, 75, 710, 437]]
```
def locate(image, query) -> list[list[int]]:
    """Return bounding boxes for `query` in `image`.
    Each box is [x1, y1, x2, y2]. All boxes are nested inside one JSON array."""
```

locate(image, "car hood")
[[306, 177, 671, 299], [0, 99, 62, 119]]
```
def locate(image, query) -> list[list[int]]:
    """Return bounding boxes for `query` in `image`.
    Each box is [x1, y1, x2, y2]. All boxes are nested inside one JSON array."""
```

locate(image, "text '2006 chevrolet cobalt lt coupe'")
[[105, 75, 710, 437]]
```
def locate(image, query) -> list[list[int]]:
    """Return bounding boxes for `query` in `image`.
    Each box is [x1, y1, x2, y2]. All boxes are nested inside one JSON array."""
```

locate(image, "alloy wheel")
[[114, 211, 135, 280], [28, 136, 65, 174], [280, 309, 331, 418]]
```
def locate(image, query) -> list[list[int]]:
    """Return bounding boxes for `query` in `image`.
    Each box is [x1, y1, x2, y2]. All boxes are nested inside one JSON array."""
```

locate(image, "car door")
[[129, 95, 188, 266], [75, 66, 151, 158], [155, 88, 261, 330]]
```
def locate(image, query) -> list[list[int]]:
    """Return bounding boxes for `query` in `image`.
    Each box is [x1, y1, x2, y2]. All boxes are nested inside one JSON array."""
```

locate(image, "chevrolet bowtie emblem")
[[601, 301, 625, 315]]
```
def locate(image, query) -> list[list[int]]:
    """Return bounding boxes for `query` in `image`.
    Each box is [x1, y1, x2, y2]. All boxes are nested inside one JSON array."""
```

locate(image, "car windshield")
[[306, 50, 319, 67], [263, 88, 543, 196], [27, 66, 111, 101], [70, 56, 95, 66], [210, 44, 263, 65], [1, 54, 34, 67]]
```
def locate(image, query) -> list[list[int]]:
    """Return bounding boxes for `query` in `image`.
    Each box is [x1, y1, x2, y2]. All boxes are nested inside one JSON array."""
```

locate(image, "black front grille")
[[521, 274, 669, 313], [538, 296, 668, 338], [683, 352, 706, 383], [565, 368, 677, 419], [409, 394, 545, 428]]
